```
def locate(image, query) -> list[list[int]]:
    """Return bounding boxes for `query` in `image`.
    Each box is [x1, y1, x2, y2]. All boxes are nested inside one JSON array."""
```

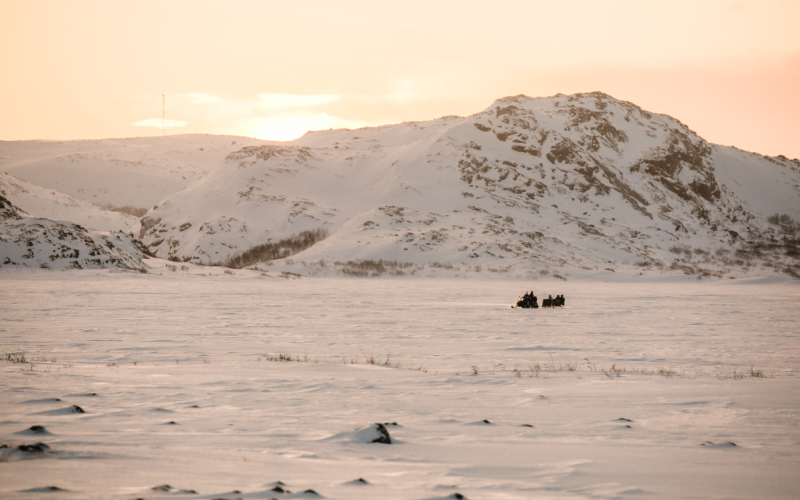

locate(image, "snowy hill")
[[0, 195, 147, 270], [137, 92, 800, 278], [0, 173, 137, 232], [0, 135, 268, 208]]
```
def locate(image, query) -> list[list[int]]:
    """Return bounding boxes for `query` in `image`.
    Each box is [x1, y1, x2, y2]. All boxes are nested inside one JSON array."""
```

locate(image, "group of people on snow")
[[516, 291, 565, 309]]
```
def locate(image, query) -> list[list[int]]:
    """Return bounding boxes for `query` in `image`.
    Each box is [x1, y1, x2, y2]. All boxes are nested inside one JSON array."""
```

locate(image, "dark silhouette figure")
[[525, 293, 565, 309], [516, 291, 539, 308]]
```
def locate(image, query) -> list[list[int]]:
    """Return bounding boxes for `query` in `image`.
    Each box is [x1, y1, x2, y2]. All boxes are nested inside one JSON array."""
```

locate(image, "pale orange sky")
[[1, 0, 799, 158]]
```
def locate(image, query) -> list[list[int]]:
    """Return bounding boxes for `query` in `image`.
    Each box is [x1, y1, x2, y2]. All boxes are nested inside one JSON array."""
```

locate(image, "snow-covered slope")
[[138, 92, 800, 277], [0, 173, 137, 232], [0, 135, 269, 208], [711, 145, 800, 220], [0, 195, 147, 270]]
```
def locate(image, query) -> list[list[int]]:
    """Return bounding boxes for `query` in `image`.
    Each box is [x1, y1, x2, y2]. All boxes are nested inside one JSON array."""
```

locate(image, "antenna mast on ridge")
[[162, 94, 165, 137]]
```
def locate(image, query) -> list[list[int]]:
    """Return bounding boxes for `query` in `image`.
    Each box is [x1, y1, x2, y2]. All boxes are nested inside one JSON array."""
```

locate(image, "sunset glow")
[[1, 2, 800, 497], [1, 0, 798, 156], [249, 112, 372, 142]]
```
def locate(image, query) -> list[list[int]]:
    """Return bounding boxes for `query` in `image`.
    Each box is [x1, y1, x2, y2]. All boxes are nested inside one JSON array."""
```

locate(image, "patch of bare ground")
[[224, 228, 328, 269], [98, 203, 148, 218], [659, 218, 800, 280]]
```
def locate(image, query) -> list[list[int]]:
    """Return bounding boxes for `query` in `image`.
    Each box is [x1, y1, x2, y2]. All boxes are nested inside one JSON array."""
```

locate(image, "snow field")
[[0, 274, 798, 499]]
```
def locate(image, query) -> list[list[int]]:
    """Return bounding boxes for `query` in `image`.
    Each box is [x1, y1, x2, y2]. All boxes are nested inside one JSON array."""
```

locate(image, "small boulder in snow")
[[17, 443, 51, 453], [354, 423, 392, 444], [700, 441, 737, 447], [23, 425, 49, 435], [21, 486, 66, 493]]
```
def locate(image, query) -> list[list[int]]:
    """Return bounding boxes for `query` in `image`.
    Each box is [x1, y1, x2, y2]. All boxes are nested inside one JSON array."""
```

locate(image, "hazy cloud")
[[140, 92, 376, 140], [247, 110, 372, 141], [255, 93, 342, 111], [186, 93, 223, 104], [132, 118, 188, 128]]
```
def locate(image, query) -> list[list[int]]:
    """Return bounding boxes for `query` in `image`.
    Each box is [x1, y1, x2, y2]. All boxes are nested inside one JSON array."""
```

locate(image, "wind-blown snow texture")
[[1, 274, 798, 499], [136, 93, 799, 275]]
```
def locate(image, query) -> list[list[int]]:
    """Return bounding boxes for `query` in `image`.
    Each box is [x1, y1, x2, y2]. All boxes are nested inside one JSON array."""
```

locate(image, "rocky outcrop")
[[1, 196, 148, 270], [135, 92, 800, 276]]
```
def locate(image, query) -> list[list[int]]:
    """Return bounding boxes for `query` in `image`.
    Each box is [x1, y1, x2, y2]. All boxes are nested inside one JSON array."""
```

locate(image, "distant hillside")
[[0, 135, 269, 208], [0, 172, 137, 232], [136, 92, 799, 279]]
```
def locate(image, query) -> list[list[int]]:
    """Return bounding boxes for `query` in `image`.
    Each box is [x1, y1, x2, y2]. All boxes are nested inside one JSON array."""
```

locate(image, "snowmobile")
[[513, 294, 565, 308], [541, 296, 565, 308], [513, 295, 538, 309]]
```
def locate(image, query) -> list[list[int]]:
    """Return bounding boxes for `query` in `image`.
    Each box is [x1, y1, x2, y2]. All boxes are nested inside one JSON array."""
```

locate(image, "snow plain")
[[1, 272, 799, 499]]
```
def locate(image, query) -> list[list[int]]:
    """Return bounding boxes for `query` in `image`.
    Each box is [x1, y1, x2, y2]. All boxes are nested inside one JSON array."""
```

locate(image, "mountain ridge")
[[1, 92, 797, 278], [135, 92, 799, 278]]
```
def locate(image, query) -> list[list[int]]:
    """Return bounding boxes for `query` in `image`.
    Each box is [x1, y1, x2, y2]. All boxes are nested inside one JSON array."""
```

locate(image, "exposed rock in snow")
[[0, 195, 148, 270], [18, 425, 50, 436], [136, 92, 799, 277], [0, 442, 54, 462], [21, 487, 67, 493], [700, 441, 738, 448], [333, 423, 393, 444]]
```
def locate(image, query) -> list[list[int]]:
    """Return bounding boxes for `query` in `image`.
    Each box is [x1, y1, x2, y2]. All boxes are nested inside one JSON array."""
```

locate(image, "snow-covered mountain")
[[0, 195, 147, 270], [0, 173, 137, 232], [137, 92, 800, 277], [0, 135, 268, 208]]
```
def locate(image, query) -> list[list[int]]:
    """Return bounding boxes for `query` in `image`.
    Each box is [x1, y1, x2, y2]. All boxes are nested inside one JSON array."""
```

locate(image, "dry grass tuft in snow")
[[501, 356, 772, 380], [1, 349, 770, 381], [259, 351, 427, 372], [2, 352, 27, 364]]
